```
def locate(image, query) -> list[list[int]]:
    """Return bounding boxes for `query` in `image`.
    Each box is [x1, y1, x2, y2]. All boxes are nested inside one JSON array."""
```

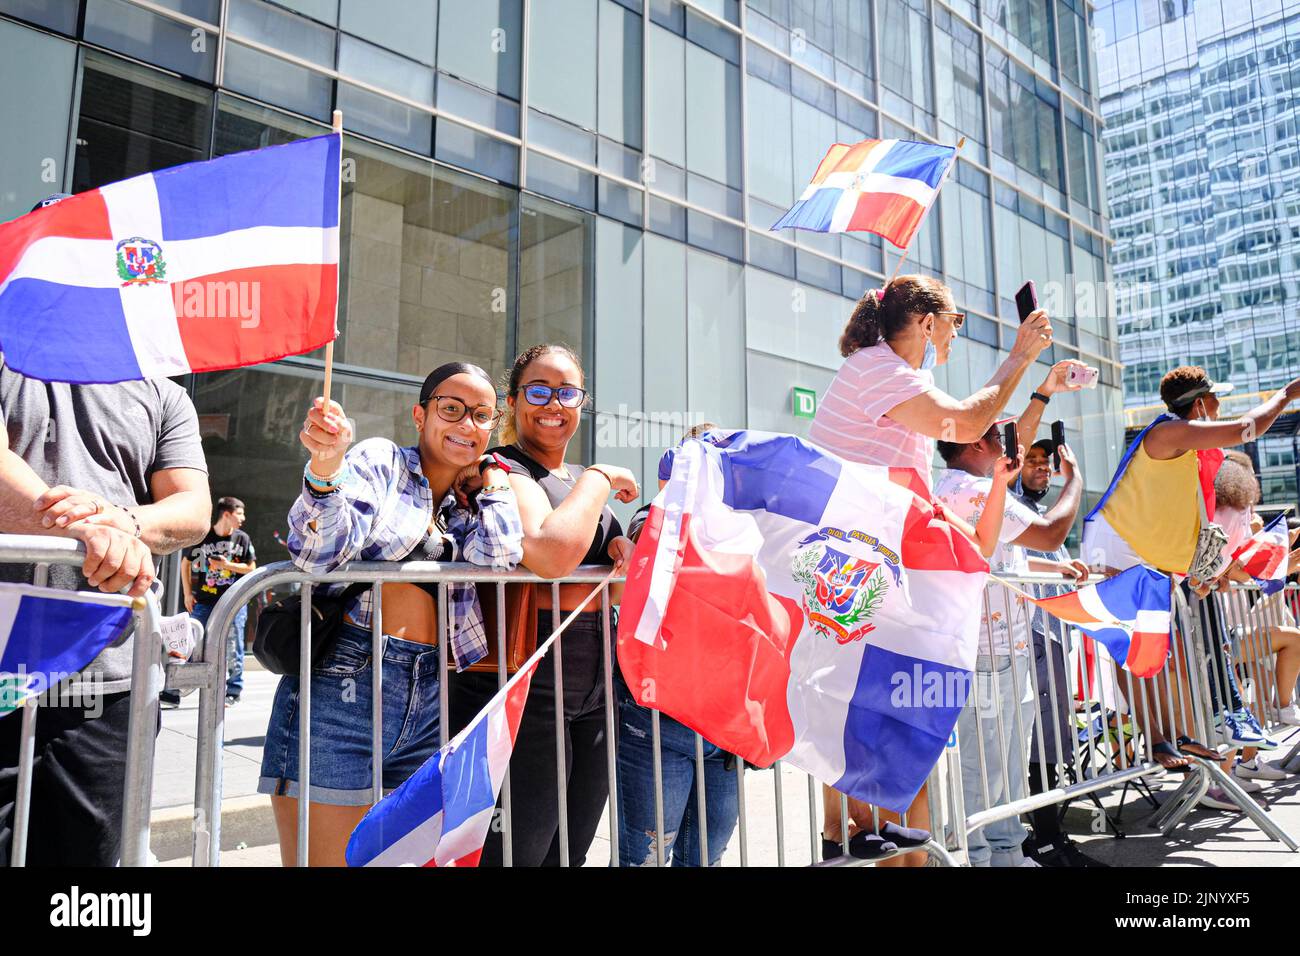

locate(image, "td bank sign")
[[791, 387, 817, 420]]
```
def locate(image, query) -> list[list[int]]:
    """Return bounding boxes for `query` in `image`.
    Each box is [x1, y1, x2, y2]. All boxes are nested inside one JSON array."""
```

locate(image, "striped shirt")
[[809, 342, 937, 488], [287, 437, 524, 671]]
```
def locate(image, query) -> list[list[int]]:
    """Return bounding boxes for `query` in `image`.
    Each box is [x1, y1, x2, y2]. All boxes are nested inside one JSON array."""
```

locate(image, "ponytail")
[[838, 274, 953, 358]]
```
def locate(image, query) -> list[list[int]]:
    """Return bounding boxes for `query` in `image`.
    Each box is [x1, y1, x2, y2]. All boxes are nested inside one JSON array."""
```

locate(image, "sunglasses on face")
[[936, 310, 966, 330], [520, 384, 587, 408], [426, 396, 502, 430]]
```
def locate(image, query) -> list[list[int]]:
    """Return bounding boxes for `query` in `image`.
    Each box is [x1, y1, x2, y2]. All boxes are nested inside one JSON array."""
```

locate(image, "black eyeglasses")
[[520, 384, 587, 408], [936, 310, 966, 329], [426, 396, 502, 430]]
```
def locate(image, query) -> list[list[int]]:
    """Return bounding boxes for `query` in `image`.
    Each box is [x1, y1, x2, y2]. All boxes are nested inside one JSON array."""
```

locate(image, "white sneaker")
[[1233, 775, 1265, 794], [1278, 702, 1300, 726], [1236, 756, 1288, 782], [1198, 787, 1242, 811]]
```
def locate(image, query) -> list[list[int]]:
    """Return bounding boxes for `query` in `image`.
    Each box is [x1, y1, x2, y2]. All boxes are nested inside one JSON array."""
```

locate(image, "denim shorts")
[[258, 623, 442, 806]]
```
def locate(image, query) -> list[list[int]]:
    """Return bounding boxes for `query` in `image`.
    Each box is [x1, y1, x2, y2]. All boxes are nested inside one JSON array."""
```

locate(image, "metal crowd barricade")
[[935, 573, 1298, 865], [1146, 583, 1297, 847], [190, 564, 1300, 867], [200, 560, 968, 868], [0, 535, 168, 867], [935, 572, 1166, 865]]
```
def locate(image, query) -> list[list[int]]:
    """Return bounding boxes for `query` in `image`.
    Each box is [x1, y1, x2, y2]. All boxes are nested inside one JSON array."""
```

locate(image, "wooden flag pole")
[[884, 135, 965, 289], [322, 109, 342, 418]]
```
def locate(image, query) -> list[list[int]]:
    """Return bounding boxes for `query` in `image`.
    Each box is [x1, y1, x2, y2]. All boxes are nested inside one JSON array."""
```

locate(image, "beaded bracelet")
[[304, 461, 346, 493], [479, 483, 512, 496]]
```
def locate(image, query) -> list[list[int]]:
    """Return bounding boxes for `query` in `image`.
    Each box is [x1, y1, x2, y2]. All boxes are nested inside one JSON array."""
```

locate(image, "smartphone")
[[1051, 420, 1065, 471], [1015, 281, 1038, 323], [1002, 422, 1019, 466], [1067, 364, 1100, 389]]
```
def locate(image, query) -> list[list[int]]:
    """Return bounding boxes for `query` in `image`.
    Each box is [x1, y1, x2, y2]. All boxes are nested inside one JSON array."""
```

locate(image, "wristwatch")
[[478, 452, 511, 475], [1030, 391, 1051, 405]]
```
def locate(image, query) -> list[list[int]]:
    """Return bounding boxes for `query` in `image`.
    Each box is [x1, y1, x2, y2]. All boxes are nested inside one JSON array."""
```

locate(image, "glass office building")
[[1, 0, 1120, 559], [1097, 0, 1300, 505]]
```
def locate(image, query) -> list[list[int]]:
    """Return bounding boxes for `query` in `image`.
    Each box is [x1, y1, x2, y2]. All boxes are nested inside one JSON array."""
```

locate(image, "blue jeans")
[[956, 653, 1036, 867], [191, 601, 248, 697], [257, 623, 441, 805], [615, 676, 739, 867]]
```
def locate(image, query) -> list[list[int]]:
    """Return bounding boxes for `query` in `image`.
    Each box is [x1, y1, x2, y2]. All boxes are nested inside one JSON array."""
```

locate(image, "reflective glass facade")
[[0, 0, 1121, 556], [1097, 0, 1300, 506]]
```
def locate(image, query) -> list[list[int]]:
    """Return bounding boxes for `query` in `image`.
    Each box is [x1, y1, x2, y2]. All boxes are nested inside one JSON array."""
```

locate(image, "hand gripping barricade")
[[0, 534, 169, 867]]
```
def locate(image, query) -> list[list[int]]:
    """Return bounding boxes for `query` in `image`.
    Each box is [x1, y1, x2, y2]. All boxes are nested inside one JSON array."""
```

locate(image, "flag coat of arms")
[[346, 659, 536, 867], [770, 138, 957, 248], [617, 431, 989, 812], [1232, 514, 1290, 596], [1029, 566, 1171, 677], [0, 132, 340, 384], [0, 583, 133, 714]]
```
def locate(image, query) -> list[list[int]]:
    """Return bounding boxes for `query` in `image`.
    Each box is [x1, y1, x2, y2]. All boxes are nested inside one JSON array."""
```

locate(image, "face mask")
[[920, 331, 937, 371]]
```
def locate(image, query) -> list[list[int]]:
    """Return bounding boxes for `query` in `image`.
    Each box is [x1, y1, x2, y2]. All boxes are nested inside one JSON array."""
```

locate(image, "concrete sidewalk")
[[151, 664, 1300, 867]]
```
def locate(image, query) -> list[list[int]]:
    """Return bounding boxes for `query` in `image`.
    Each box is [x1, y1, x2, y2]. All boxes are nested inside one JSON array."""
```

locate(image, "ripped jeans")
[[615, 675, 739, 866]]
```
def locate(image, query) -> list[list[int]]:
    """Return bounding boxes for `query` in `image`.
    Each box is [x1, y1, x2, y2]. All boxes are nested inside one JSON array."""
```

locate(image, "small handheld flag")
[[771, 138, 957, 249], [0, 132, 341, 384], [0, 583, 133, 714], [1232, 513, 1290, 595], [346, 659, 536, 867], [1026, 566, 1172, 678]]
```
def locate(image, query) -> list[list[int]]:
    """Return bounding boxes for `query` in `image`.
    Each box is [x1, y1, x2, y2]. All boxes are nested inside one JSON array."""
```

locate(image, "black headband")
[[418, 362, 493, 405], [1167, 383, 1211, 410]]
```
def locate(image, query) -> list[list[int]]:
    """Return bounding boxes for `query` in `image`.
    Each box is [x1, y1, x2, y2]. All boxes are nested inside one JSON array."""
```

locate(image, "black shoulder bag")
[[252, 581, 372, 676]]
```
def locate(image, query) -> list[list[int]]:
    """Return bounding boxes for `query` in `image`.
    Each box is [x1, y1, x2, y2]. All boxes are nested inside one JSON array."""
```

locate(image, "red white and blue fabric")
[[617, 430, 989, 812], [770, 138, 957, 248], [1029, 566, 1171, 677], [346, 656, 536, 867], [0, 132, 340, 384], [0, 583, 132, 715], [1232, 514, 1289, 596]]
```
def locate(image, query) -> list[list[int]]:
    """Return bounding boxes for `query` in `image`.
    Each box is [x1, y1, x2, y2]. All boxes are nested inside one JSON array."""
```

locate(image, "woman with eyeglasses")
[[449, 343, 639, 867], [259, 362, 524, 866], [807, 274, 1054, 865]]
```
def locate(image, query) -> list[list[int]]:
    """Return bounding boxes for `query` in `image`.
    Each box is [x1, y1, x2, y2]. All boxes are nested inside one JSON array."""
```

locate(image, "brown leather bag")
[[467, 583, 538, 673]]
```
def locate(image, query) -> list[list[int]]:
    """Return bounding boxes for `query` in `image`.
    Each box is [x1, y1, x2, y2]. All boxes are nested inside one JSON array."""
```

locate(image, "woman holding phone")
[[808, 274, 1060, 864]]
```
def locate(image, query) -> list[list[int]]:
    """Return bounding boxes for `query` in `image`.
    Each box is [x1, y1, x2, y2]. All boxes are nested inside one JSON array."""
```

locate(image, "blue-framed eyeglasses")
[[520, 384, 587, 408]]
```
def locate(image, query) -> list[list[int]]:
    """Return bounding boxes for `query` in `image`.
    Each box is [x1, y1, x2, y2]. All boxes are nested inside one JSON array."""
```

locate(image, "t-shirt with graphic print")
[[934, 467, 1037, 656], [187, 527, 256, 605]]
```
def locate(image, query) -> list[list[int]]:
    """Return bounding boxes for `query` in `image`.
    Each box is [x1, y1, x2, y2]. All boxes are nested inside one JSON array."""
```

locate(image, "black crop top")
[[491, 444, 623, 566]]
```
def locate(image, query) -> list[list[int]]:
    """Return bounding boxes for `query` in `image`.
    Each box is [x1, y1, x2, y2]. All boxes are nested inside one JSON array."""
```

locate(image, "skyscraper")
[[1, 0, 1122, 560], [1097, 0, 1300, 505]]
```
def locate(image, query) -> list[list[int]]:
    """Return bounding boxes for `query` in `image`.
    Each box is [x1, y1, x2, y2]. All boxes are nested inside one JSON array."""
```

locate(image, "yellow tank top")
[[1100, 441, 1200, 573]]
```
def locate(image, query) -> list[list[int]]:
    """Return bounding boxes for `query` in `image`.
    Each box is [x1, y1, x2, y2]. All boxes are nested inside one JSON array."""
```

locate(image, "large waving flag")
[[1232, 514, 1290, 595], [0, 133, 340, 384], [346, 658, 536, 867], [0, 584, 133, 714], [770, 139, 957, 248], [617, 431, 989, 812], [1028, 566, 1171, 677]]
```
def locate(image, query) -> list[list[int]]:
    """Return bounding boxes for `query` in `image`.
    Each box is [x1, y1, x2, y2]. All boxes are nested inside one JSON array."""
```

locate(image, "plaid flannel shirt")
[[287, 437, 524, 670]]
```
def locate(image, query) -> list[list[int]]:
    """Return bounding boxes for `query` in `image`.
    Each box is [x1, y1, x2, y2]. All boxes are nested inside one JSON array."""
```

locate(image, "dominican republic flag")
[[0, 584, 133, 714], [617, 431, 989, 812], [770, 139, 957, 248], [0, 132, 340, 384], [1233, 514, 1290, 595], [1029, 566, 1171, 677], [346, 658, 537, 867]]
